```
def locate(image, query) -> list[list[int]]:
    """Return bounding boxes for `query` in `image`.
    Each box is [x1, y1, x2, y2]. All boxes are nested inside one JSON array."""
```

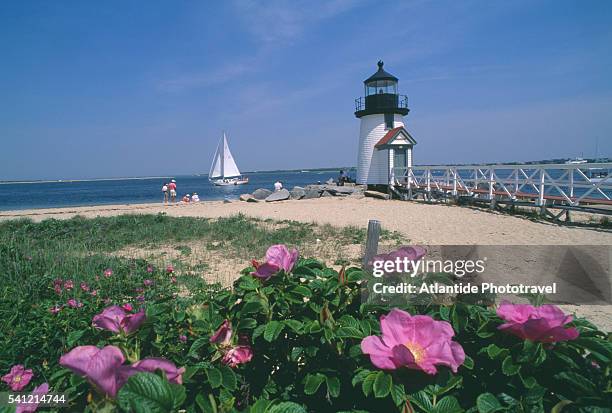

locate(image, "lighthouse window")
[[384, 113, 394, 130]]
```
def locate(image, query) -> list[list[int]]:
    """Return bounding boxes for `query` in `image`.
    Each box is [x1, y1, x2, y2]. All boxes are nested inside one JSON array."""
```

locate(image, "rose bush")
[[1, 244, 611, 412]]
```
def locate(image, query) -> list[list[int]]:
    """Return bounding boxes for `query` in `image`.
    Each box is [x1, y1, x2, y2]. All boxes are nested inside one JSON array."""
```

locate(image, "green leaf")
[[361, 372, 377, 397], [237, 317, 258, 330], [303, 373, 325, 395], [248, 399, 272, 413], [409, 391, 433, 410], [267, 401, 307, 413], [554, 372, 596, 395], [188, 337, 208, 359], [263, 320, 284, 342], [206, 367, 222, 388], [117, 372, 185, 413], [284, 319, 303, 333], [326, 375, 341, 398], [551, 400, 573, 413], [291, 285, 312, 297], [433, 396, 462, 413], [242, 300, 265, 314], [501, 356, 520, 376], [66, 329, 86, 347], [336, 326, 364, 339], [220, 365, 237, 391], [463, 355, 474, 370], [351, 369, 371, 387], [390, 384, 406, 406], [373, 371, 392, 398], [476, 393, 502, 413]]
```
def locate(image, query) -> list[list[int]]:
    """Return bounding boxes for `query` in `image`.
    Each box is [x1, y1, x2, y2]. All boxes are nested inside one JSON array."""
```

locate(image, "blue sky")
[[1, 0, 611, 180]]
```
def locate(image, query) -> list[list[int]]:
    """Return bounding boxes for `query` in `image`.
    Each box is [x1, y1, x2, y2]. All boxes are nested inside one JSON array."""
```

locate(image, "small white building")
[[355, 61, 416, 186]]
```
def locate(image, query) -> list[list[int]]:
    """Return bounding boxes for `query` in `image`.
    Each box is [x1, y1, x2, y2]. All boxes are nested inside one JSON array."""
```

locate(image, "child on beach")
[[162, 182, 169, 203], [274, 180, 283, 191], [191, 193, 200, 202], [168, 179, 177, 203], [182, 194, 190, 203]]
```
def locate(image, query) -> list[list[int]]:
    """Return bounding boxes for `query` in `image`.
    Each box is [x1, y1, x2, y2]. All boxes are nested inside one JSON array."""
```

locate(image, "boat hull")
[[211, 177, 249, 186]]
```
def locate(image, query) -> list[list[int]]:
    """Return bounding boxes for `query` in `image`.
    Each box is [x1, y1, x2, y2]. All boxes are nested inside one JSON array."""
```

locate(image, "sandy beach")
[[2, 197, 611, 245], [3, 198, 611, 330]]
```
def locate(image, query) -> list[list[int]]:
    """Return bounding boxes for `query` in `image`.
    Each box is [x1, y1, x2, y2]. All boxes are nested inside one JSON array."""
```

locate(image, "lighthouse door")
[[393, 148, 408, 183]]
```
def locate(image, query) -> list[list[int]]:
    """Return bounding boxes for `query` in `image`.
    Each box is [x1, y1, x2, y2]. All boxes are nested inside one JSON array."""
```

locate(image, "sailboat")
[[209, 132, 249, 186]]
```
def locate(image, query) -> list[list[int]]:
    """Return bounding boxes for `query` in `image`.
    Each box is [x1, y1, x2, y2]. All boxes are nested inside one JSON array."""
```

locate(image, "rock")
[[364, 190, 390, 200], [303, 189, 322, 199], [265, 189, 290, 202], [321, 190, 334, 197], [239, 194, 254, 202], [223, 198, 233, 203], [323, 185, 355, 195], [290, 186, 306, 200], [246, 197, 259, 203], [252, 188, 272, 200]]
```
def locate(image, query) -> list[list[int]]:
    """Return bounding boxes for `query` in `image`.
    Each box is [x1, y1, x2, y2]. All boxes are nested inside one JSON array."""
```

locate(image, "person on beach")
[[168, 179, 177, 203], [191, 193, 200, 202], [182, 194, 190, 203], [162, 182, 169, 203], [274, 180, 283, 192]]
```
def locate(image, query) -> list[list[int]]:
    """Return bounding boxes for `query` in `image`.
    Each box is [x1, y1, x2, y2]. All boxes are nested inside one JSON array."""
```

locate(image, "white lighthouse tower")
[[355, 61, 416, 187]]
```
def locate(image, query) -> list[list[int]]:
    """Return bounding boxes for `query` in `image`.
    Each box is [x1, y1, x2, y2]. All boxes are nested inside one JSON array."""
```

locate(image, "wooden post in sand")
[[363, 219, 381, 268]]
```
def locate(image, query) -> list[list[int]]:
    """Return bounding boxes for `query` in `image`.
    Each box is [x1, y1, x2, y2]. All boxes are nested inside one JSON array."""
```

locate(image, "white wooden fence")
[[391, 162, 612, 207]]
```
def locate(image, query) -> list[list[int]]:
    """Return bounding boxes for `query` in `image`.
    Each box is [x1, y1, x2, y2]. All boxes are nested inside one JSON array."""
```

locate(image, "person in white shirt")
[[274, 180, 283, 191], [191, 193, 200, 202], [162, 183, 169, 204]]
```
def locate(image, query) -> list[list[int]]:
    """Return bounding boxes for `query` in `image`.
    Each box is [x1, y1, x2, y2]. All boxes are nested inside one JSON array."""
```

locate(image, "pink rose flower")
[[60, 345, 125, 397], [2, 365, 33, 391], [361, 308, 465, 374], [90, 290, 98, 296], [210, 320, 232, 346], [104, 268, 113, 277], [67, 298, 81, 308], [16, 382, 49, 413], [49, 305, 62, 314], [369, 246, 427, 273], [117, 358, 185, 388], [146, 265, 154, 273], [54, 285, 62, 295], [251, 244, 299, 280], [121, 303, 133, 312], [143, 279, 153, 287], [166, 265, 174, 274], [222, 346, 253, 368], [496, 301, 579, 343], [92, 305, 146, 334], [80, 282, 90, 292], [179, 334, 187, 343]]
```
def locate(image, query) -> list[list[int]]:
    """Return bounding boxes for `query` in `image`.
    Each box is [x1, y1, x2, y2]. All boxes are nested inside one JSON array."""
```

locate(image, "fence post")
[[362, 219, 381, 268], [538, 168, 546, 216]]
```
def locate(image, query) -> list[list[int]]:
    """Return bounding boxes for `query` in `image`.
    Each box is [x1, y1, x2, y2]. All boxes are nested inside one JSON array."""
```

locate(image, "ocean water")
[[0, 169, 353, 211]]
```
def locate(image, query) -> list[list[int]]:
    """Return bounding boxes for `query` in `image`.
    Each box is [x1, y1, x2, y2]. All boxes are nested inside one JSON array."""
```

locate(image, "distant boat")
[[209, 132, 249, 186], [565, 157, 588, 164]]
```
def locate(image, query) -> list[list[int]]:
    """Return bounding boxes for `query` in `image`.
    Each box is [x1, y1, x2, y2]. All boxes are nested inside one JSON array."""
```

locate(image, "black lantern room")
[[355, 61, 409, 118]]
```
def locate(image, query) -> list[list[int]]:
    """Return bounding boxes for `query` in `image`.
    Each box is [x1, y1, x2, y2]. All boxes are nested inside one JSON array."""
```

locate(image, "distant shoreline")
[[0, 167, 355, 185]]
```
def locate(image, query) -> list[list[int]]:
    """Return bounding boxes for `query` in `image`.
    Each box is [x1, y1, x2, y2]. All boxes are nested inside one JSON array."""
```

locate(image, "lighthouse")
[[355, 61, 416, 187]]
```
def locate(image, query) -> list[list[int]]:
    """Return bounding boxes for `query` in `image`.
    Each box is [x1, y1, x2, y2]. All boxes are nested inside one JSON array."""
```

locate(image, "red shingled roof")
[[375, 126, 405, 147]]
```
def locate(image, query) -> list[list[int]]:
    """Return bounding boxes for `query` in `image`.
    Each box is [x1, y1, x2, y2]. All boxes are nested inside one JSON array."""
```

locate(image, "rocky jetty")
[[240, 184, 366, 203]]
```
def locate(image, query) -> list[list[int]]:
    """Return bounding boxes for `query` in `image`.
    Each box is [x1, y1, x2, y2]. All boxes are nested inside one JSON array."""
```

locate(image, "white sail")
[[209, 138, 223, 179], [209, 133, 241, 179], [222, 134, 241, 178]]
